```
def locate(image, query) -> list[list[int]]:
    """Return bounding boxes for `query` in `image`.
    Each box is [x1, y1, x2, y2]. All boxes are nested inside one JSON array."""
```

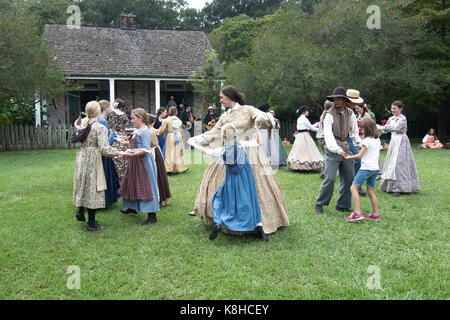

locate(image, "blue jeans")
[[354, 170, 379, 188], [316, 149, 355, 209]]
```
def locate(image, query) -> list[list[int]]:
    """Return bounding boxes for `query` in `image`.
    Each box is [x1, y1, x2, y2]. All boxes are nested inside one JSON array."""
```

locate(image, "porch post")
[[155, 79, 161, 110], [109, 78, 115, 104], [35, 89, 41, 127]]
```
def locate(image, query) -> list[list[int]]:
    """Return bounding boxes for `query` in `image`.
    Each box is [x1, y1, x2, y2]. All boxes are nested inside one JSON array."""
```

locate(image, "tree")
[[201, 0, 284, 33], [188, 50, 225, 112], [78, 0, 187, 30], [0, 6, 70, 125], [401, 0, 450, 140], [226, 1, 437, 124], [208, 14, 275, 65], [178, 8, 204, 31]]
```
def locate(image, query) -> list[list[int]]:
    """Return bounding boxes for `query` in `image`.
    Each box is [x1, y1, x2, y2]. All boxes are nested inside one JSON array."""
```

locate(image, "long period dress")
[[149, 127, 171, 205], [260, 117, 288, 167], [107, 109, 129, 180], [208, 142, 262, 232], [98, 116, 120, 207], [73, 121, 120, 209], [119, 127, 160, 213], [190, 104, 289, 234], [379, 114, 420, 193], [287, 114, 324, 171], [154, 116, 166, 157], [156, 116, 188, 173]]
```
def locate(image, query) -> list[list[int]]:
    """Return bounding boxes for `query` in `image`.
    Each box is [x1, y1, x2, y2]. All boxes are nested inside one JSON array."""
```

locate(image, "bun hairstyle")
[[113, 98, 126, 110], [156, 107, 166, 117], [147, 113, 156, 126], [98, 100, 110, 112], [82, 101, 101, 127], [131, 108, 149, 125], [297, 105, 309, 116], [221, 85, 246, 105]]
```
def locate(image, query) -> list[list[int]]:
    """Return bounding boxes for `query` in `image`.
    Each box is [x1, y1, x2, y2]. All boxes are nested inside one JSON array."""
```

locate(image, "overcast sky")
[[186, 0, 209, 10]]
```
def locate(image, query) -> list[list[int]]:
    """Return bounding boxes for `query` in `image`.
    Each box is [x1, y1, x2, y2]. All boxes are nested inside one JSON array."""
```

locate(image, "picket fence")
[[0, 125, 76, 151]]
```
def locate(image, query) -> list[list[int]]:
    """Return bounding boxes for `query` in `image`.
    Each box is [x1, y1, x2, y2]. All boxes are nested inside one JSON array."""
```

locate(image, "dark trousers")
[[316, 150, 355, 209]]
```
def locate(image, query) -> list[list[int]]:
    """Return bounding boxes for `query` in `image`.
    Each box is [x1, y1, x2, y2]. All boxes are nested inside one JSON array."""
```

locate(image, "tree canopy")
[[224, 1, 440, 127]]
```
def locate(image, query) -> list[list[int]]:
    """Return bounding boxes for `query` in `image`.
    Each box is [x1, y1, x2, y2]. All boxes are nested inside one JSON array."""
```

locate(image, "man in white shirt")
[[315, 87, 362, 214]]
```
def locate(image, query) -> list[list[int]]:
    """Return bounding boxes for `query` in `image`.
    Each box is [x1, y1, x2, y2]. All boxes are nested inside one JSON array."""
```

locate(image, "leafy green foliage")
[[226, 1, 439, 122], [0, 5, 71, 125], [188, 50, 225, 112], [202, 0, 284, 33]]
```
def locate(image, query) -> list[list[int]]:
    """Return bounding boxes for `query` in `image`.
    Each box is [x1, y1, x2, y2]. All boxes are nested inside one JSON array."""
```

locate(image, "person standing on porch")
[[156, 107, 188, 174], [314, 86, 362, 215], [168, 96, 177, 109]]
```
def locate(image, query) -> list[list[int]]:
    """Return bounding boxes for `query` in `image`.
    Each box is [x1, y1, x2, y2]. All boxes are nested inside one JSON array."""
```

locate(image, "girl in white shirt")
[[345, 118, 381, 221]]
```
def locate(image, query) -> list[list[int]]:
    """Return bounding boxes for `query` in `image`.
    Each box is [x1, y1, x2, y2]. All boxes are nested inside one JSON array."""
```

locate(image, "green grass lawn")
[[0, 143, 448, 299]]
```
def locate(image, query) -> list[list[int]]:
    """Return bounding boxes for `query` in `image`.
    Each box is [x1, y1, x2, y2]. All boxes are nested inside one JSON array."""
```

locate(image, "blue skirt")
[[102, 156, 120, 207], [212, 162, 262, 232]]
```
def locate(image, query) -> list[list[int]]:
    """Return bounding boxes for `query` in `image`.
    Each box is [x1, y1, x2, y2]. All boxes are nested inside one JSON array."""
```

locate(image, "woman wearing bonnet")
[[156, 106, 188, 174]]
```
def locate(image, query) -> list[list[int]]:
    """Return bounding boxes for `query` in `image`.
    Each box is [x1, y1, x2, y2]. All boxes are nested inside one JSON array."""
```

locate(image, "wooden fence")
[[0, 125, 76, 151], [0, 121, 298, 152]]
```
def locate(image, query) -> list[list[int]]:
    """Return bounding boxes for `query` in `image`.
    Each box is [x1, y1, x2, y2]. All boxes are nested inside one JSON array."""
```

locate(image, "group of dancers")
[[72, 85, 420, 238]]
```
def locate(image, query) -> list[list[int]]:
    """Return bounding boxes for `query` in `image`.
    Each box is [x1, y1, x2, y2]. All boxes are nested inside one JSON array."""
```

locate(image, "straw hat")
[[346, 89, 364, 104]]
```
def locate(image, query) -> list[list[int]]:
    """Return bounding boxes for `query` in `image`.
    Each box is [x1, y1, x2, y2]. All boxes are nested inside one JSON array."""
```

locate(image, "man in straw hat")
[[314, 86, 362, 214], [346, 89, 367, 196]]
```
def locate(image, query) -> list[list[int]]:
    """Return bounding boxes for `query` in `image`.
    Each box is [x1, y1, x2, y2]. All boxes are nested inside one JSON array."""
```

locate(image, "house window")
[[165, 82, 185, 91]]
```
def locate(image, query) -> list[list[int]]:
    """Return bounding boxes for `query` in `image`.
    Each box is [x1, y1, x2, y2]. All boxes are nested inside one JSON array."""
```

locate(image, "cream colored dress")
[[287, 115, 324, 171], [156, 116, 188, 173], [190, 104, 290, 234], [73, 121, 121, 209]]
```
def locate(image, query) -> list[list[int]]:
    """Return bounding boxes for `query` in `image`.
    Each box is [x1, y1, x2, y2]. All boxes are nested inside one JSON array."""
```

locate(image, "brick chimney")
[[120, 14, 136, 30]]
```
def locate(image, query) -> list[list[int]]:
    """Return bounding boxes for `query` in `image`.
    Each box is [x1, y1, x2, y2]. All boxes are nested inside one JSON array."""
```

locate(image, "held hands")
[[340, 152, 349, 160], [116, 137, 129, 146]]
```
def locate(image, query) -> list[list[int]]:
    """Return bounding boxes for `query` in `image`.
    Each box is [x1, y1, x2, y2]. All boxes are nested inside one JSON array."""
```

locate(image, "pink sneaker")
[[363, 213, 381, 221], [346, 212, 364, 222]]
